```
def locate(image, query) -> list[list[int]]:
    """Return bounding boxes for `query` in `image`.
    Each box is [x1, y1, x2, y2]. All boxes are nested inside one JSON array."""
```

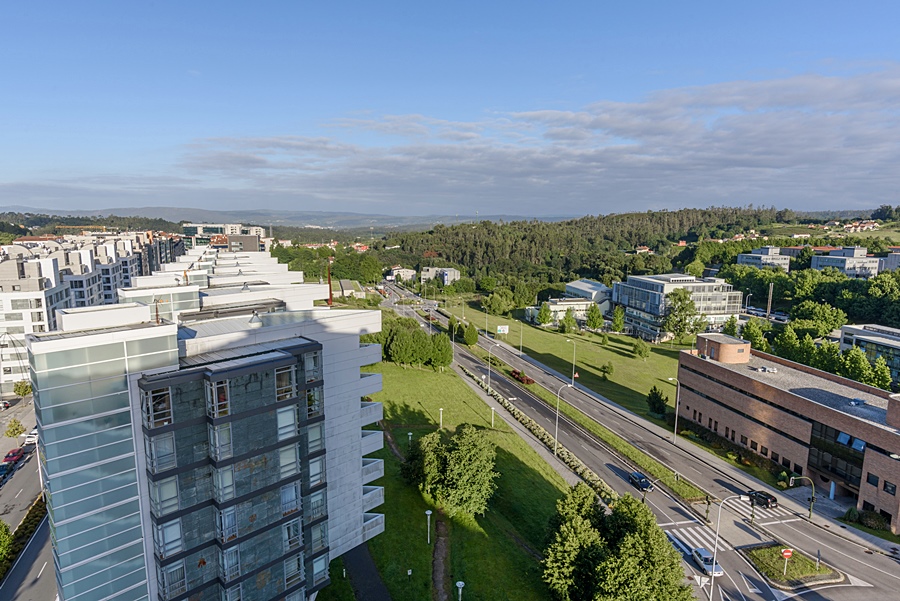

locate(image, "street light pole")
[[790, 476, 816, 520], [567, 339, 576, 386], [426, 510, 433, 544], [667, 377, 681, 446], [554, 383, 572, 456], [745, 293, 753, 313], [487, 344, 500, 393], [709, 494, 750, 600], [516, 319, 523, 356]]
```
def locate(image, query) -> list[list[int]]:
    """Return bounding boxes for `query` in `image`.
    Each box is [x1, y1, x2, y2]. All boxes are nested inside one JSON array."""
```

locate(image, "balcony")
[[362, 513, 385, 542], [360, 401, 382, 427], [358, 372, 382, 397], [360, 430, 382, 456], [362, 486, 384, 512], [361, 458, 384, 484], [359, 343, 382, 367]]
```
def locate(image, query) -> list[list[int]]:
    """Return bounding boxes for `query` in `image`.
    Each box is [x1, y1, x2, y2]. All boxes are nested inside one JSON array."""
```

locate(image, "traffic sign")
[[782, 548, 793, 559]]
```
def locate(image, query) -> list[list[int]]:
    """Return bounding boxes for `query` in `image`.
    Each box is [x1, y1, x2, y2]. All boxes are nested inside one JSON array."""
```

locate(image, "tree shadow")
[[382, 402, 433, 427]]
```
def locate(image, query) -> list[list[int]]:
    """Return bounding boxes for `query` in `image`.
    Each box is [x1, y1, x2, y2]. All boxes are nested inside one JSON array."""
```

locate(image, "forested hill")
[[373, 206, 781, 283]]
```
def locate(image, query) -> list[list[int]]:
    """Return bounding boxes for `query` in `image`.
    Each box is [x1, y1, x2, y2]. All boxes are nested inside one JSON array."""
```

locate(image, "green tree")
[[790, 300, 847, 337], [464, 322, 479, 346], [813, 341, 843, 373], [401, 431, 445, 499], [773, 325, 800, 361], [4, 418, 25, 440], [0, 520, 13, 564], [478, 276, 497, 293], [448, 314, 458, 340], [537, 302, 553, 325], [599, 361, 614, 380], [872, 356, 893, 390], [797, 333, 817, 365], [543, 515, 604, 601], [662, 288, 704, 344], [559, 307, 577, 334], [646, 386, 668, 415], [611, 306, 625, 333], [841, 346, 874, 383], [586, 302, 603, 330], [684, 259, 705, 277], [13, 380, 31, 397], [387, 327, 416, 364], [741, 318, 771, 352], [411, 328, 432, 365], [483, 287, 515, 315], [439, 424, 499, 517], [429, 333, 453, 370], [599, 333, 609, 346], [548, 483, 602, 537], [722, 315, 738, 337], [633, 338, 650, 361]]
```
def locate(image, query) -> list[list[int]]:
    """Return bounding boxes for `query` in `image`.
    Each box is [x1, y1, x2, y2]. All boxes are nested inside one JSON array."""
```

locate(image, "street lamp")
[[487, 344, 500, 393], [515, 319, 523, 356], [744, 293, 753, 313], [439, 408, 443, 430], [790, 476, 816, 520], [456, 581, 465, 601], [426, 510, 433, 544], [407, 432, 412, 449], [554, 383, 572, 456], [709, 495, 750, 600], [566, 339, 576, 386], [667, 377, 681, 446]]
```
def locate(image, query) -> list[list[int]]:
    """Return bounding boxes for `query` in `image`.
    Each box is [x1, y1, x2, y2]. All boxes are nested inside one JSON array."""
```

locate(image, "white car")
[[691, 547, 724, 577], [24, 428, 38, 445]]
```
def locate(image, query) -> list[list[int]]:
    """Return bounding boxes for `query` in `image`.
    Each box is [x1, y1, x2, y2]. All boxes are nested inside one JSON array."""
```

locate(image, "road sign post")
[[782, 548, 793, 576]]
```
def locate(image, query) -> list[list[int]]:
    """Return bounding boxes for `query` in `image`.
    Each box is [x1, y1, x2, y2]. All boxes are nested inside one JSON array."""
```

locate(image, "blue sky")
[[3, 2, 900, 217]]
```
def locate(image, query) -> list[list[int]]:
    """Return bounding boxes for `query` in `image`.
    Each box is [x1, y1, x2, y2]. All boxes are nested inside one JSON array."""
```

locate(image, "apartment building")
[[736, 247, 791, 271], [678, 334, 900, 533], [29, 284, 384, 601], [611, 274, 743, 341], [811, 247, 879, 279], [421, 267, 461, 286]]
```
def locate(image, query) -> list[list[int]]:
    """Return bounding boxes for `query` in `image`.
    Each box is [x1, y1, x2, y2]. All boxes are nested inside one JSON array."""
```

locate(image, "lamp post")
[[485, 313, 489, 338], [554, 383, 572, 456], [641, 477, 663, 504], [515, 319, 523, 356], [790, 476, 816, 520], [407, 432, 412, 449], [709, 495, 750, 600], [566, 339, 576, 386], [487, 344, 500, 393], [439, 408, 443, 430], [667, 377, 681, 446], [456, 581, 465, 601], [745, 293, 753, 313], [426, 510, 433, 544]]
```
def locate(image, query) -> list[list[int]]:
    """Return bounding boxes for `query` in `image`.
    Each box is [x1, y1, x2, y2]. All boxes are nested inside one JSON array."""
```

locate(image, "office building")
[[811, 247, 879, 279], [611, 274, 743, 341], [421, 267, 461, 286], [565, 279, 612, 314], [840, 324, 900, 388], [678, 333, 900, 533], [29, 281, 384, 600], [736, 247, 791, 271]]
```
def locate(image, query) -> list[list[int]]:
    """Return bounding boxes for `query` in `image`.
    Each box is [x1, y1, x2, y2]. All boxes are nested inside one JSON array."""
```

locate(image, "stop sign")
[[782, 548, 793, 559]]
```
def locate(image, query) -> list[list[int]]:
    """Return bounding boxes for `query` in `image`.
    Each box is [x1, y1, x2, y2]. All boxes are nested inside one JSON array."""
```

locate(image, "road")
[[384, 282, 900, 601]]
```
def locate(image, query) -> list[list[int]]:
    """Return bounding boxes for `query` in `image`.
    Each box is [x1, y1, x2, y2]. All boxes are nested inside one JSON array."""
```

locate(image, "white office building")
[[811, 247, 879, 279], [736, 247, 791, 271]]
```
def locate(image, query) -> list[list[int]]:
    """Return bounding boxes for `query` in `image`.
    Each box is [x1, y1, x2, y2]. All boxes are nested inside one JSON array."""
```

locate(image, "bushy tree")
[[586, 303, 603, 330], [464, 322, 479, 346], [559, 307, 577, 334], [440, 424, 499, 517], [611, 306, 625, 333], [599, 333, 609, 346], [429, 333, 453, 369], [841, 346, 874, 383], [662, 288, 705, 343], [646, 386, 668, 415], [4, 418, 25, 440], [790, 300, 847, 337], [773, 325, 800, 361], [599, 361, 614, 380], [741, 318, 770, 352], [448, 314, 458, 340], [537, 302, 552, 325], [633, 338, 650, 361], [482, 287, 515, 315], [0, 520, 13, 564], [13, 380, 31, 397], [872, 356, 893, 390], [722, 315, 738, 337], [478, 276, 497, 293]]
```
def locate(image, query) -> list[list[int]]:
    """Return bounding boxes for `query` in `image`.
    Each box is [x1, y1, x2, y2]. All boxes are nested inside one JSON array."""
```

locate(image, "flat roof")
[[700, 333, 746, 345]]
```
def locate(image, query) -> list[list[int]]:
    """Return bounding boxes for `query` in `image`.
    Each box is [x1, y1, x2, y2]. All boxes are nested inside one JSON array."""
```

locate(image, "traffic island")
[[739, 543, 844, 590]]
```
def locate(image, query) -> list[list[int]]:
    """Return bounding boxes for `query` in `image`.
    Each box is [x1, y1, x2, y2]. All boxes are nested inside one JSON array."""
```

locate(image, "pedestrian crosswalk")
[[666, 524, 731, 554], [726, 500, 797, 524]]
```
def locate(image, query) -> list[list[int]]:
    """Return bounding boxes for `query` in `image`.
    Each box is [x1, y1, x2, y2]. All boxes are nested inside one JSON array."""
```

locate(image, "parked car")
[[691, 547, 724, 577], [0, 462, 11, 481], [629, 471, 653, 492], [0, 400, 10, 410], [24, 428, 39, 445], [748, 490, 778, 509], [3, 448, 24, 464]]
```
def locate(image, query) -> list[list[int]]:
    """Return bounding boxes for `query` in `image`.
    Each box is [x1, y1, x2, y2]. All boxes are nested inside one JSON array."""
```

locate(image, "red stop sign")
[[782, 548, 793, 559]]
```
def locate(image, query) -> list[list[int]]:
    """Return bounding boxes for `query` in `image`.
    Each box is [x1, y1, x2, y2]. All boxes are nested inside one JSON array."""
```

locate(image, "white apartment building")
[[736, 247, 791, 271], [811, 247, 879, 279]]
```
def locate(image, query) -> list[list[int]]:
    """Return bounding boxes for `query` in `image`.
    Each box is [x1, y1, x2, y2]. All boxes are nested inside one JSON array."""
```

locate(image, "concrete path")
[[343, 543, 393, 601]]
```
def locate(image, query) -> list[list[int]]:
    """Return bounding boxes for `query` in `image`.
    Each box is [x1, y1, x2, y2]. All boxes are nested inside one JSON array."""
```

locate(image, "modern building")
[[811, 247, 879, 279], [840, 324, 900, 388], [565, 279, 612, 315], [387, 266, 416, 283], [524, 297, 596, 325], [182, 224, 268, 250], [29, 281, 384, 601], [879, 252, 900, 273], [779, 245, 840, 258], [736, 247, 791, 271], [420, 267, 461, 286], [611, 274, 743, 341], [678, 333, 900, 533]]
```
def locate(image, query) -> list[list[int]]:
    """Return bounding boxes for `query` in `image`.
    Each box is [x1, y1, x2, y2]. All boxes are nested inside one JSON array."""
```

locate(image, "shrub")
[[859, 511, 889, 531], [844, 506, 859, 523]]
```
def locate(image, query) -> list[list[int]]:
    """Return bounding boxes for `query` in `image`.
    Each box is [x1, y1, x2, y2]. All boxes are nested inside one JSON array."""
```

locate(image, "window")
[[280, 444, 300, 478], [283, 518, 302, 552], [307, 387, 323, 418], [836, 431, 851, 446], [209, 423, 233, 460], [881, 510, 893, 523], [277, 405, 298, 441], [285, 554, 304, 587], [851, 438, 867, 452], [150, 477, 179, 515], [708, 417, 712, 429], [214, 466, 235, 501], [863, 500, 875, 511], [309, 457, 326, 487], [692, 410, 697, 421], [146, 432, 176, 472], [867, 473, 880, 487], [307, 490, 327, 523], [760, 446, 768, 457], [771, 452, 779, 463], [220, 547, 240, 582], [217, 507, 238, 542], [885, 481, 897, 496], [276, 365, 297, 401], [282, 482, 301, 516], [207, 380, 230, 418], [312, 555, 329, 585], [286, 591, 304, 601], [303, 351, 322, 382], [740, 435, 748, 446], [782, 457, 791, 469], [307, 423, 324, 453], [698, 412, 702, 424], [222, 584, 242, 601], [725, 427, 730, 439], [794, 464, 803, 476], [142, 388, 172, 428], [713, 420, 718, 433], [154, 519, 182, 558], [310, 521, 328, 552], [159, 562, 186, 599], [750, 440, 758, 451]]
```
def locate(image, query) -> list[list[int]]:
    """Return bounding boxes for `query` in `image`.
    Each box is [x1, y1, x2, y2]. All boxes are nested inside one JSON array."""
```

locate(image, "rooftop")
[[700, 333, 746, 345]]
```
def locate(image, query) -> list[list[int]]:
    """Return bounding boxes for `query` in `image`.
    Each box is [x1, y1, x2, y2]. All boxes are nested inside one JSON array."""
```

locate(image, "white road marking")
[[781, 520, 900, 582], [658, 519, 698, 527], [37, 561, 47, 578], [739, 572, 761, 594], [14, 488, 23, 498], [757, 518, 802, 526]]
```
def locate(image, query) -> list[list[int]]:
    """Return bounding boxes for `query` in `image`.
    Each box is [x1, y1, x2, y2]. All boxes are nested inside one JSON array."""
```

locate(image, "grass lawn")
[[744, 545, 837, 585], [837, 518, 900, 546], [315, 362, 569, 600], [314, 558, 355, 601]]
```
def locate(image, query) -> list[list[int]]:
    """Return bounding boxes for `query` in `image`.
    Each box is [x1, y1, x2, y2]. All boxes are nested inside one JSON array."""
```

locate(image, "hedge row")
[[0, 495, 47, 583], [461, 365, 619, 503]]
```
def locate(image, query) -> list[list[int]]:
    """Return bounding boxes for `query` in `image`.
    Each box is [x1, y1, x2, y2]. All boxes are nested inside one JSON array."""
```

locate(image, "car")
[[24, 428, 39, 445], [748, 490, 778, 509], [691, 547, 724, 577], [3, 448, 24, 463], [0, 400, 9, 410], [0, 462, 11, 481], [629, 471, 653, 492]]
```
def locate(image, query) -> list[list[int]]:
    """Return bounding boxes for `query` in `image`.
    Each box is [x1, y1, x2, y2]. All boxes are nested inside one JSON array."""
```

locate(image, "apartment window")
[[867, 473, 880, 487], [730, 430, 735, 442], [159, 562, 186, 599], [303, 351, 322, 382], [863, 500, 875, 511], [150, 477, 179, 515], [214, 465, 236, 501], [307, 490, 327, 523], [154, 519, 182, 558], [771, 452, 780, 463], [750, 441, 758, 451], [142, 388, 173, 428], [760, 446, 768, 457], [692, 410, 697, 421], [312, 555, 329, 585], [713, 420, 718, 433], [280, 444, 300, 478], [782, 457, 791, 468], [277, 405, 298, 441], [222, 584, 242, 601], [282, 482, 301, 516], [31, 312, 43, 322], [307, 422, 324, 454], [220, 547, 241, 582], [209, 423, 233, 460], [794, 464, 803, 476], [217, 507, 238, 542], [284, 554, 304, 587], [283, 518, 302, 552], [698, 412, 702, 424], [740, 435, 748, 446], [276, 365, 297, 401], [207, 380, 230, 418], [2, 367, 9, 375], [146, 432, 176, 472], [725, 427, 730, 439], [885, 481, 897, 496], [309, 457, 326, 487], [307, 387, 323, 418], [310, 521, 328, 552]]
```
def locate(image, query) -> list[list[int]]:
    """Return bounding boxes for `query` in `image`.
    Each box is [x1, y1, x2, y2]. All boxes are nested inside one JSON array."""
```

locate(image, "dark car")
[[3, 448, 24, 464], [0, 462, 10, 480], [629, 471, 653, 492], [748, 490, 778, 509]]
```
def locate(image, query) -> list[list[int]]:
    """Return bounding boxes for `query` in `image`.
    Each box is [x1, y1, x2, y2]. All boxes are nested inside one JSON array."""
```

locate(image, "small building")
[[421, 266, 461, 286], [565, 279, 612, 315], [736, 247, 791, 272], [388, 266, 416, 283], [879, 252, 900, 273], [525, 297, 596, 325], [811, 247, 879, 279]]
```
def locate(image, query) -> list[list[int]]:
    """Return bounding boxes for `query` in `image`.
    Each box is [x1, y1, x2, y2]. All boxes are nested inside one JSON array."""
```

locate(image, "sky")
[[3, 2, 900, 218]]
